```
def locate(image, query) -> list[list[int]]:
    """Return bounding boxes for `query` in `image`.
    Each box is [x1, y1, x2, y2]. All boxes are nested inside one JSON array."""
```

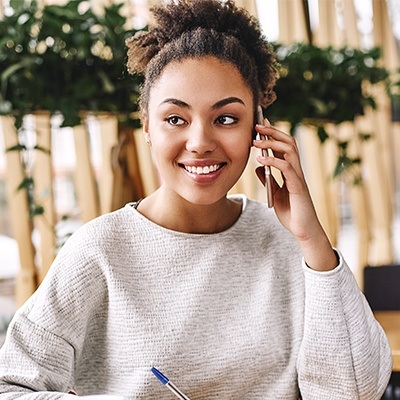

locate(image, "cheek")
[[150, 135, 182, 168], [226, 131, 253, 158]]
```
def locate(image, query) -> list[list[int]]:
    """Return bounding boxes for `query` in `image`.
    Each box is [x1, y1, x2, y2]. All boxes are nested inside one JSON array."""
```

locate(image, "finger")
[[255, 166, 280, 193], [253, 139, 302, 173], [253, 138, 295, 155], [254, 128, 300, 165], [257, 154, 305, 185], [255, 123, 297, 146]]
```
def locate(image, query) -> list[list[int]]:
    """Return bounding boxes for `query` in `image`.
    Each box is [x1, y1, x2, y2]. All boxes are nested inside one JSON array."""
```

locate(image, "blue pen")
[[151, 366, 190, 400]]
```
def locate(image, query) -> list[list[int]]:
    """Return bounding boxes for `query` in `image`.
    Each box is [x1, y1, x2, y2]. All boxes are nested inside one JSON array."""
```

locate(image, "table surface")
[[392, 351, 400, 372], [374, 311, 400, 372]]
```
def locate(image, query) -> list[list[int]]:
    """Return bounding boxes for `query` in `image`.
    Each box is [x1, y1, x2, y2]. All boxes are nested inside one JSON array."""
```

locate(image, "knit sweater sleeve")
[[297, 251, 392, 400], [0, 217, 110, 400]]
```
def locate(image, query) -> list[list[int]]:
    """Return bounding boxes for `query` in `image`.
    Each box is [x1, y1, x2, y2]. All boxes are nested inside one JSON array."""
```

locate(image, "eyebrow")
[[159, 96, 246, 110], [159, 98, 191, 108], [212, 97, 245, 110]]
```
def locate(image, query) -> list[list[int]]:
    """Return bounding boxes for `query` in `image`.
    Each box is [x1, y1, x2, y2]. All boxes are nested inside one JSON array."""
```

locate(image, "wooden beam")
[[235, 0, 257, 17], [315, 0, 342, 47], [372, 0, 398, 206], [278, 0, 309, 44], [97, 113, 119, 215], [1, 116, 37, 306], [73, 123, 100, 222], [301, 0, 313, 44], [33, 112, 56, 283], [111, 125, 144, 209], [278, 0, 340, 247], [296, 125, 339, 246], [336, 122, 371, 287], [356, 110, 393, 265], [132, 129, 160, 197]]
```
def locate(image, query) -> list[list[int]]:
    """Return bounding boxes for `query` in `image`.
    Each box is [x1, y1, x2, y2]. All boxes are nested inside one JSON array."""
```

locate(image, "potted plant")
[[0, 0, 143, 220], [266, 42, 390, 182], [0, 0, 142, 129]]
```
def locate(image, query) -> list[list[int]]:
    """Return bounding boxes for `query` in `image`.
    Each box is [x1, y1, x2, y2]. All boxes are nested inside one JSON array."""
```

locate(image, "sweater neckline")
[[125, 194, 249, 237]]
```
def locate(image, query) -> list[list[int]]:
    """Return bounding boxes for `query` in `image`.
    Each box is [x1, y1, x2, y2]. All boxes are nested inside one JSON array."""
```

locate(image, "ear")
[[142, 113, 150, 143]]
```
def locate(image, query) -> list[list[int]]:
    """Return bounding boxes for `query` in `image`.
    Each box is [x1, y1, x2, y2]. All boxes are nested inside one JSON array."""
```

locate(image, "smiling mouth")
[[180, 163, 225, 175]]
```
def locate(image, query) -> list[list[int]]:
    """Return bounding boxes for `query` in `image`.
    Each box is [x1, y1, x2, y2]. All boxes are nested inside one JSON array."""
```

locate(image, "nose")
[[185, 121, 217, 154]]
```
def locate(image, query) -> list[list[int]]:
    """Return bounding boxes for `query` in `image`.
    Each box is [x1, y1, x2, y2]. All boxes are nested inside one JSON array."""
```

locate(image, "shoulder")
[[240, 196, 292, 237], [60, 204, 139, 252], [20, 207, 137, 336], [235, 195, 302, 262], [34, 206, 139, 300]]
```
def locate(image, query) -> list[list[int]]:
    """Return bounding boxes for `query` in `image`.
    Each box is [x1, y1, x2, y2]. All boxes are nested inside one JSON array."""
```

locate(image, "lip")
[[178, 159, 226, 167], [178, 160, 227, 183]]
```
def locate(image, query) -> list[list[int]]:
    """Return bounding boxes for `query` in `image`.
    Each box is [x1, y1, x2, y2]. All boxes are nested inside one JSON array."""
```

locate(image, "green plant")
[[267, 43, 390, 182], [0, 0, 142, 129], [0, 0, 143, 223]]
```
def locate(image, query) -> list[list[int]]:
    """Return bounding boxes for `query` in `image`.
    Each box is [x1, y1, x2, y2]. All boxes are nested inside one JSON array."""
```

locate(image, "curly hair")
[[126, 0, 278, 114]]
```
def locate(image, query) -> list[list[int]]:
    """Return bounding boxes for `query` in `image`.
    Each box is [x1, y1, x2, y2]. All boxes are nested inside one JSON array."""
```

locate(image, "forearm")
[[297, 225, 338, 272], [297, 253, 392, 399], [0, 314, 75, 399]]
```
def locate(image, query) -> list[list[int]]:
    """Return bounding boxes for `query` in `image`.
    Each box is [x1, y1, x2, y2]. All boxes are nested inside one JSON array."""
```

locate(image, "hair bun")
[[126, 0, 278, 109]]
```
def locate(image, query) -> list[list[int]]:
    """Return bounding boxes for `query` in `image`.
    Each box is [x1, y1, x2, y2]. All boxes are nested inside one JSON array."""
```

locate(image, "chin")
[[179, 190, 230, 207]]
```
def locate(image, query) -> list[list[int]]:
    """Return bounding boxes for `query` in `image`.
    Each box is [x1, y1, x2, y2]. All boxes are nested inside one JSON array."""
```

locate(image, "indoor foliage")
[[267, 43, 390, 181], [0, 0, 142, 129], [0, 0, 143, 221]]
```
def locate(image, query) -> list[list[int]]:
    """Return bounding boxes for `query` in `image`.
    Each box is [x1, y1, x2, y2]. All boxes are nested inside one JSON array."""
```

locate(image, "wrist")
[[299, 236, 338, 272]]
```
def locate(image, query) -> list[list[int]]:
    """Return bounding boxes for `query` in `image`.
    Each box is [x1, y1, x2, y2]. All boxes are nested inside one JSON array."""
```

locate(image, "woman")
[[0, 0, 392, 399]]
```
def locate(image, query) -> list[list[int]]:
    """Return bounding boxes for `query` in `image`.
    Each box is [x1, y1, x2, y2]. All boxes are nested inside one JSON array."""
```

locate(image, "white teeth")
[[184, 164, 221, 175]]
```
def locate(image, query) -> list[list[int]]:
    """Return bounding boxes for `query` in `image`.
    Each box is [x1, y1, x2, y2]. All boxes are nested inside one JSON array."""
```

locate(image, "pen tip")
[[151, 366, 169, 385]]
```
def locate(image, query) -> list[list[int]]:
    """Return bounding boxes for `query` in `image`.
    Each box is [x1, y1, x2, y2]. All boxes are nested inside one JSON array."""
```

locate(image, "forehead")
[[148, 56, 254, 106]]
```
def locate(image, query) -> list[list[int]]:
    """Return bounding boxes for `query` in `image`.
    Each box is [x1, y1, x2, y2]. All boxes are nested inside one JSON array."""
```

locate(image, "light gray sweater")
[[0, 196, 392, 399]]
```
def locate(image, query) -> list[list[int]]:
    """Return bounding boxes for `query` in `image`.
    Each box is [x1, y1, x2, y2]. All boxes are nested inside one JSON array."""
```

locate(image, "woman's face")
[[144, 56, 254, 206]]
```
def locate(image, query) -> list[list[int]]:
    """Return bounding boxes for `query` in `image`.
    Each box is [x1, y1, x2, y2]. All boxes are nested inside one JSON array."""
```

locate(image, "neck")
[[136, 190, 242, 234]]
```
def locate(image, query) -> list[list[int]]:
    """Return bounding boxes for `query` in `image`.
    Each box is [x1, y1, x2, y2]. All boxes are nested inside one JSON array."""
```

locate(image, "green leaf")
[[59, 98, 81, 127], [353, 175, 363, 186], [359, 132, 372, 141], [333, 153, 354, 178], [16, 176, 34, 191], [6, 144, 26, 152], [10, 0, 29, 12], [45, 4, 81, 20], [30, 204, 45, 218], [1, 57, 36, 94], [317, 126, 329, 143], [34, 145, 51, 154], [74, 75, 97, 99], [97, 69, 115, 93], [1, 61, 27, 83]]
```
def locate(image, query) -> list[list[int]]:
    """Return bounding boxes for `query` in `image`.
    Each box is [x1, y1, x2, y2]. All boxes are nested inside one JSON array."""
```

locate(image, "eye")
[[166, 115, 186, 126], [216, 115, 238, 125]]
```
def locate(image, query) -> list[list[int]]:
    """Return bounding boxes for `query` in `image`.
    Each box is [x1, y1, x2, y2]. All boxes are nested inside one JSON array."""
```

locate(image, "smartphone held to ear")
[[256, 106, 274, 208]]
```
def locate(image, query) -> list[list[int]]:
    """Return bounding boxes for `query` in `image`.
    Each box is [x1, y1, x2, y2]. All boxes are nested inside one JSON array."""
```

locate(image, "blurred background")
[[0, 1, 400, 387]]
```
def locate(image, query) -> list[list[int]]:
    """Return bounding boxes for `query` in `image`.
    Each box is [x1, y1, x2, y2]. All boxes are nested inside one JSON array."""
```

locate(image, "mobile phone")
[[256, 106, 274, 208]]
